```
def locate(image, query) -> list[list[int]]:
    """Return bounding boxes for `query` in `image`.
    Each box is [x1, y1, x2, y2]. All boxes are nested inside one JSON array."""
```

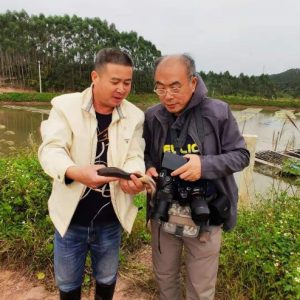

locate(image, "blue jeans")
[[54, 222, 122, 292]]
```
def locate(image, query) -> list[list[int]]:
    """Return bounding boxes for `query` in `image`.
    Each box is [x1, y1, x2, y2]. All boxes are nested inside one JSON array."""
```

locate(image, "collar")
[[81, 84, 126, 122]]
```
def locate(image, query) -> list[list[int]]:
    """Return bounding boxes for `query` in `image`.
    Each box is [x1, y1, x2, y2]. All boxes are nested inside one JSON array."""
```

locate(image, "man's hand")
[[170, 154, 201, 181], [65, 165, 118, 189], [119, 174, 145, 195], [145, 167, 159, 194], [146, 167, 158, 178]]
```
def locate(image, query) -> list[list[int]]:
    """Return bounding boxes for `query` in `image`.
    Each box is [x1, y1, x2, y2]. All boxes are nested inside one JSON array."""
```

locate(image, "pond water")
[[232, 109, 300, 151], [0, 104, 299, 197], [0, 105, 49, 152]]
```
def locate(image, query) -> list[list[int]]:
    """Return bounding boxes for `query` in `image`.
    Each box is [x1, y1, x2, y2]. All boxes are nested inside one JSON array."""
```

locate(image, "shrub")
[[0, 149, 53, 268], [282, 159, 300, 184], [217, 193, 300, 300]]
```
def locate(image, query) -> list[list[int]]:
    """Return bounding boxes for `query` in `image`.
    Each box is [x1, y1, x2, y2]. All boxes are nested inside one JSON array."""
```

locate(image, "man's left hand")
[[171, 154, 201, 181], [119, 174, 145, 195]]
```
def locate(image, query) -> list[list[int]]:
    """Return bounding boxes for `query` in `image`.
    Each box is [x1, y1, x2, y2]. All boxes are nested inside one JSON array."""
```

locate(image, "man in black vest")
[[143, 54, 250, 299]]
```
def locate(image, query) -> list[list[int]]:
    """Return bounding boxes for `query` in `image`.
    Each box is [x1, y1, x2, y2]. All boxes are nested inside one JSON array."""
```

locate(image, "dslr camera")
[[151, 152, 213, 227]]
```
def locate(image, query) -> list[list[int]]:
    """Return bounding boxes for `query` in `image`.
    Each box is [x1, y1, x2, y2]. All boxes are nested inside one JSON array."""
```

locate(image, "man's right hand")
[[65, 165, 118, 189], [146, 167, 158, 194], [146, 167, 158, 178]]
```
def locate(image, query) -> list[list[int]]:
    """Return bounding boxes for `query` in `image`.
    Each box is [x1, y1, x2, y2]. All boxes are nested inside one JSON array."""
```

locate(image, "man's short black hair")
[[94, 48, 134, 71], [154, 54, 196, 79]]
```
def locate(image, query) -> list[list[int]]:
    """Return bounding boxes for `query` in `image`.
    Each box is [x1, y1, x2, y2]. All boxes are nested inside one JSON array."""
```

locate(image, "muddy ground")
[[0, 242, 155, 300], [0, 268, 154, 300]]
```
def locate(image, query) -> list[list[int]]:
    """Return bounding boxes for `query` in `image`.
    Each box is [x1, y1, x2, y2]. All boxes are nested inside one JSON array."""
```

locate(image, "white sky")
[[1, 0, 299, 76]]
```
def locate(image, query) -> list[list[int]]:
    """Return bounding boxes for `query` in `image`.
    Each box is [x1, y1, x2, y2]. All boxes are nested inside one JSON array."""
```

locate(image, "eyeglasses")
[[153, 86, 182, 96]]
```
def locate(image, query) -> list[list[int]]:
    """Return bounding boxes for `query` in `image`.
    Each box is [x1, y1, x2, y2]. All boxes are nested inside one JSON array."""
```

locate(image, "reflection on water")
[[235, 169, 299, 198], [0, 106, 48, 153], [252, 171, 299, 198], [0, 104, 299, 196]]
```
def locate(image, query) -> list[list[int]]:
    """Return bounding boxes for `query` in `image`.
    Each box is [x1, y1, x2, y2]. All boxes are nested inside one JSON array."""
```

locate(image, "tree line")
[[200, 69, 300, 99], [269, 68, 300, 98], [0, 10, 161, 92], [199, 71, 278, 99], [0, 10, 298, 98]]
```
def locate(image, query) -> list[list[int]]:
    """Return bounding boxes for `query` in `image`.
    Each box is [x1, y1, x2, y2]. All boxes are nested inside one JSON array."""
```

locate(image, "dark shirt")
[[71, 112, 118, 226], [163, 127, 211, 192]]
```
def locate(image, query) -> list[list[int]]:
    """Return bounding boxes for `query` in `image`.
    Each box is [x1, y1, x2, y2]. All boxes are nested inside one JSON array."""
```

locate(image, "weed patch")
[[217, 194, 300, 299]]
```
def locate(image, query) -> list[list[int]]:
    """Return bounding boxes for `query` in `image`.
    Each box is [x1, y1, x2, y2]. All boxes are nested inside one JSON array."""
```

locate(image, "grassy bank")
[[1, 91, 300, 109], [0, 92, 60, 102], [0, 91, 158, 106], [221, 94, 300, 109], [0, 149, 299, 299]]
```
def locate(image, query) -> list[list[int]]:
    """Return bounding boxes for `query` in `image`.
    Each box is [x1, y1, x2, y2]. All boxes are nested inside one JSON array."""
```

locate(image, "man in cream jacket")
[[38, 48, 145, 300]]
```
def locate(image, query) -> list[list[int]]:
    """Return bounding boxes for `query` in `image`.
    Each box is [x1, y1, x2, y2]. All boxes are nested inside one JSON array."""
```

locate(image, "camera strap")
[[193, 105, 205, 152], [170, 106, 204, 154], [170, 112, 192, 154]]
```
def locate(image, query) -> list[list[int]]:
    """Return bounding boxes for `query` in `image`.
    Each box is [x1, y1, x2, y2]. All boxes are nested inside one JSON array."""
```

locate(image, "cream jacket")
[[38, 86, 145, 237]]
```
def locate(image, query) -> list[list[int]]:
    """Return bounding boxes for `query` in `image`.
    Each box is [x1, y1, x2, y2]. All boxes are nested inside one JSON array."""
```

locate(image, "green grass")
[[1, 91, 300, 109], [281, 159, 300, 185], [0, 149, 299, 299], [219, 94, 300, 108], [0, 92, 60, 102], [0, 148, 54, 274], [217, 193, 300, 299]]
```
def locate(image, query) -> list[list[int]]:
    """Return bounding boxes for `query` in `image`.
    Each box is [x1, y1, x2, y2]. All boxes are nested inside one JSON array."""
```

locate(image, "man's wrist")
[[65, 166, 80, 181]]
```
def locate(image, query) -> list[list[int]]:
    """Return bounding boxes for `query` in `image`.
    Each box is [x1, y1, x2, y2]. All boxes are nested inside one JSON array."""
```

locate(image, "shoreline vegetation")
[[1, 91, 300, 111]]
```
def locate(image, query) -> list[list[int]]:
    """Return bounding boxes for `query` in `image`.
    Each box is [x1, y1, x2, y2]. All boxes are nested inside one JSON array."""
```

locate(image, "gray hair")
[[154, 54, 196, 79]]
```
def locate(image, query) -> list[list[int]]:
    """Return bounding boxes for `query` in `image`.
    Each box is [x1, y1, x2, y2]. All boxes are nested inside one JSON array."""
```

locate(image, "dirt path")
[[0, 244, 155, 300], [0, 269, 153, 300]]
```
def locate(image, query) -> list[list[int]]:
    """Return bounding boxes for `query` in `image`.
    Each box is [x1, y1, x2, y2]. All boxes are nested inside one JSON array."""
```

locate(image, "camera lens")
[[190, 187, 210, 225], [152, 169, 175, 222]]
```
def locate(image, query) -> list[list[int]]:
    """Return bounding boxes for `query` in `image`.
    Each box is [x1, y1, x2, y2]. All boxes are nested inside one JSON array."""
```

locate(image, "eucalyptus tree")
[[0, 10, 161, 92]]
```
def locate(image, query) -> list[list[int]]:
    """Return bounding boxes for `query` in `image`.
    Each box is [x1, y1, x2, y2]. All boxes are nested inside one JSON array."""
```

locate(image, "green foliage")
[[0, 10, 161, 93], [200, 69, 300, 99], [200, 71, 278, 99], [0, 92, 59, 102], [217, 194, 300, 300], [282, 159, 300, 176], [220, 94, 300, 108], [0, 149, 53, 268], [121, 193, 150, 254], [269, 69, 300, 98], [1, 9, 299, 98], [2, 90, 300, 111], [281, 159, 300, 186], [0, 91, 159, 108], [127, 93, 157, 102]]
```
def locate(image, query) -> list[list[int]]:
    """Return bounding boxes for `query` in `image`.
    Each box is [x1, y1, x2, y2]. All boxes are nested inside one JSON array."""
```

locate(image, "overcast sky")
[[1, 0, 299, 76]]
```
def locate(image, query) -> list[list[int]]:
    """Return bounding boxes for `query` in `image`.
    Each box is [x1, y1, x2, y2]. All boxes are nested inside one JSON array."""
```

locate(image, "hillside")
[[269, 68, 300, 97]]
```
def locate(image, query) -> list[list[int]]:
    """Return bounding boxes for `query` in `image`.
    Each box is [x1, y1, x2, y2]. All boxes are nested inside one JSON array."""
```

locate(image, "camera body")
[[151, 153, 218, 227], [151, 168, 212, 227]]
